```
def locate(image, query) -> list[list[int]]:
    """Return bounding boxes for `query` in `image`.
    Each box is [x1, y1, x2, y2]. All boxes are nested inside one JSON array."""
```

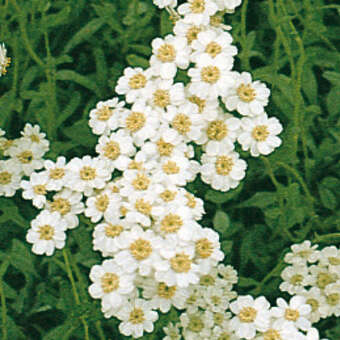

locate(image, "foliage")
[[0, 0, 339, 338]]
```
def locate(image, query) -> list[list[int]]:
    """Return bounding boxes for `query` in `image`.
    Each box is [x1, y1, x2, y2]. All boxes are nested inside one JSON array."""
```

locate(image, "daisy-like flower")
[[186, 90, 219, 122], [89, 97, 125, 135], [21, 172, 49, 208], [271, 296, 312, 332], [114, 226, 164, 277], [163, 322, 182, 340], [178, 188, 205, 220], [65, 156, 111, 196], [180, 308, 214, 340], [229, 295, 271, 339], [21, 123, 49, 153], [47, 189, 84, 229], [116, 67, 153, 103], [150, 35, 190, 79], [319, 245, 340, 274], [0, 43, 11, 76], [43, 156, 67, 191], [215, 0, 242, 12], [309, 264, 338, 291], [256, 319, 300, 340], [88, 259, 136, 317], [211, 326, 239, 340], [120, 102, 160, 147], [141, 278, 189, 312], [153, 0, 178, 8], [203, 285, 230, 312], [178, 0, 218, 26], [0, 160, 21, 197], [191, 29, 237, 63], [174, 19, 204, 46], [302, 287, 325, 323], [7, 139, 45, 176], [223, 71, 270, 116], [26, 210, 67, 256], [116, 298, 159, 338], [284, 241, 320, 265], [320, 282, 340, 317], [280, 264, 312, 295], [238, 113, 283, 156], [218, 264, 238, 285], [96, 129, 136, 171], [188, 54, 234, 99], [200, 148, 247, 192]]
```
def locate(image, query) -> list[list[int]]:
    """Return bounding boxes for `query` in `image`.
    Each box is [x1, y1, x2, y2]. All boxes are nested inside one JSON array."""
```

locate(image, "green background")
[[0, 0, 339, 338]]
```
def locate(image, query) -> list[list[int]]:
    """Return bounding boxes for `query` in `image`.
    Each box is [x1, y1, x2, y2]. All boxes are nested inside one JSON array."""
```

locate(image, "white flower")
[[153, 0, 178, 8], [200, 149, 247, 192], [256, 319, 300, 340], [229, 295, 271, 339], [44, 156, 67, 191], [271, 296, 312, 332], [65, 156, 111, 196], [280, 264, 311, 295], [320, 282, 340, 317], [21, 123, 49, 152], [223, 71, 270, 116], [309, 264, 338, 291], [319, 245, 340, 274], [116, 298, 158, 338], [188, 54, 234, 99], [163, 322, 182, 340], [203, 286, 230, 312], [0, 43, 11, 76], [217, 264, 238, 285], [301, 287, 326, 323], [191, 29, 237, 62], [0, 160, 21, 197], [284, 241, 320, 265], [7, 139, 45, 176], [180, 309, 214, 340], [116, 67, 153, 103], [178, 0, 218, 26], [21, 172, 49, 208], [120, 102, 160, 147], [141, 278, 189, 312], [26, 210, 67, 256], [173, 19, 205, 45], [214, 0, 242, 12], [89, 97, 125, 135], [211, 326, 239, 340], [186, 90, 219, 121], [238, 113, 283, 156], [88, 259, 135, 317], [150, 35, 190, 79]]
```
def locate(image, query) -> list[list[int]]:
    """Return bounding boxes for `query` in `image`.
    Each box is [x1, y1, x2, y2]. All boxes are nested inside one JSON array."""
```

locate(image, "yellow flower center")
[[80, 166, 96, 181], [18, 151, 33, 164], [128, 73, 147, 89], [0, 171, 12, 185], [207, 120, 228, 141], [95, 194, 109, 212], [132, 173, 150, 191], [213, 312, 224, 325], [135, 198, 152, 216], [33, 185, 47, 195], [105, 224, 124, 238], [129, 238, 153, 260], [162, 161, 180, 175], [50, 198, 71, 215], [205, 42, 222, 58], [96, 106, 113, 121], [170, 253, 192, 273], [129, 308, 145, 324], [101, 272, 120, 293], [30, 134, 40, 143], [237, 83, 256, 102], [326, 293, 340, 306], [317, 272, 336, 289], [161, 213, 183, 233], [199, 274, 215, 286], [172, 114, 191, 134], [201, 66, 220, 84], [38, 225, 54, 240], [103, 141, 121, 160], [126, 112, 146, 132], [285, 308, 299, 321], [263, 329, 282, 340], [210, 13, 223, 27], [218, 332, 231, 340], [188, 315, 204, 332], [190, 0, 205, 13], [157, 138, 174, 157], [186, 26, 201, 44], [157, 282, 177, 299], [153, 89, 170, 108], [306, 298, 319, 312], [49, 168, 65, 180], [120, 206, 128, 216], [329, 257, 340, 265], [252, 125, 269, 142], [215, 156, 234, 176], [157, 44, 176, 63], [239, 307, 257, 323], [160, 190, 177, 202], [128, 161, 144, 171], [195, 238, 214, 258], [185, 192, 196, 208], [188, 95, 206, 113], [290, 274, 304, 285]]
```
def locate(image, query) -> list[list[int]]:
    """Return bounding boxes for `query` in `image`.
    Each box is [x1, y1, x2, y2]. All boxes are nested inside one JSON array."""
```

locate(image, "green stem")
[[0, 278, 8, 340], [62, 249, 90, 340], [240, 0, 250, 70], [95, 321, 106, 340], [313, 233, 340, 244]]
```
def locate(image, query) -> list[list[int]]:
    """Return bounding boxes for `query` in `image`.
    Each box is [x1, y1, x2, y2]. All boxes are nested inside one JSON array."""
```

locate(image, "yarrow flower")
[[0, 43, 11, 76]]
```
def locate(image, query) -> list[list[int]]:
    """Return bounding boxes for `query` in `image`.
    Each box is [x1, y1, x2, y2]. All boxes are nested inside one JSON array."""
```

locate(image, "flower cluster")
[[0, 42, 11, 76], [280, 241, 340, 323], [0, 124, 49, 197]]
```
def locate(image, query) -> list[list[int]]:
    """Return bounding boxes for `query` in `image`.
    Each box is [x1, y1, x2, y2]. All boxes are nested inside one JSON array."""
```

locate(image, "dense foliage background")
[[0, 0, 339, 338]]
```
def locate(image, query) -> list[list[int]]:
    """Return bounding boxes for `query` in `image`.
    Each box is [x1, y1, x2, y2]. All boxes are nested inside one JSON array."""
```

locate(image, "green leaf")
[[63, 119, 96, 148], [221, 240, 233, 254], [238, 277, 259, 288], [160, 11, 173, 35], [238, 192, 276, 208], [10, 239, 36, 277], [213, 211, 230, 233], [323, 71, 340, 86], [319, 185, 337, 210], [126, 54, 149, 68]]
